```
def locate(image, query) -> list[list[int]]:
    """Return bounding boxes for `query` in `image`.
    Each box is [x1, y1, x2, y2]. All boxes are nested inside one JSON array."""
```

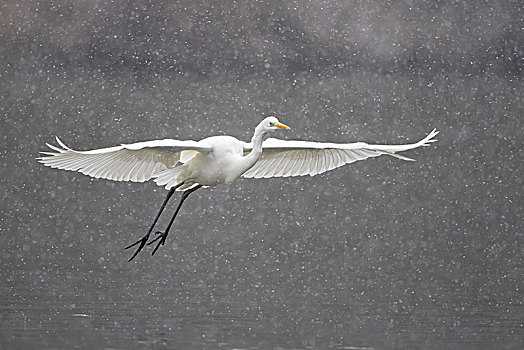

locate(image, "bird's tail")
[[152, 166, 194, 190]]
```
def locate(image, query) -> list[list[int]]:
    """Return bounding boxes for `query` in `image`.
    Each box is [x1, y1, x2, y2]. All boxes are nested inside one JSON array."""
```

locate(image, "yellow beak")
[[276, 122, 291, 130]]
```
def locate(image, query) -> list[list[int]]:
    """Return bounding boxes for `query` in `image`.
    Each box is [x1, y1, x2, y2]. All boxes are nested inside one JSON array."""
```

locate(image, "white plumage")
[[39, 137, 210, 184], [39, 118, 438, 189], [38, 116, 438, 260], [242, 130, 438, 178]]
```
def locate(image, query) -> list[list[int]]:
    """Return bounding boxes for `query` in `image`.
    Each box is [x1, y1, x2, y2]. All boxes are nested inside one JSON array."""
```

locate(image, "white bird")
[[38, 116, 438, 260]]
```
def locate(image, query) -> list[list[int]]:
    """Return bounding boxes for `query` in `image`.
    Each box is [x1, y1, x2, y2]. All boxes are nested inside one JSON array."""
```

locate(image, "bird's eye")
[[269, 121, 276, 127]]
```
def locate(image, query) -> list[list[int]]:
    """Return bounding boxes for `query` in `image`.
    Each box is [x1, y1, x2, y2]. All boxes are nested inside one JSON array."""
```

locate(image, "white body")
[[38, 117, 438, 191], [178, 136, 249, 186]]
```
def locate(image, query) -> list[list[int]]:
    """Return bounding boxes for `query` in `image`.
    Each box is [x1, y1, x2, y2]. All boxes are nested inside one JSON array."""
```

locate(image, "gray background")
[[1, 1, 522, 349]]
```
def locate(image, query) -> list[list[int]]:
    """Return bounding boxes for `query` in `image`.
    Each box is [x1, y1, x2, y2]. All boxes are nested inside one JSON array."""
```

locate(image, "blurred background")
[[1, 1, 522, 349]]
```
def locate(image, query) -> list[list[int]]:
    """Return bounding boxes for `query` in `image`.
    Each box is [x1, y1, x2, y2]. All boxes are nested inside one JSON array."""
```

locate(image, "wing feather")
[[291, 150, 305, 175], [38, 137, 212, 183], [333, 149, 344, 168], [314, 149, 324, 175], [242, 130, 438, 179], [92, 155, 116, 179], [325, 149, 335, 172], [282, 151, 299, 177], [310, 150, 321, 176], [270, 152, 290, 177], [300, 150, 312, 174]]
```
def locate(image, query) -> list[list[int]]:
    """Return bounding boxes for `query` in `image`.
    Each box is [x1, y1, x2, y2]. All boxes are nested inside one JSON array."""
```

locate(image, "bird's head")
[[260, 116, 291, 132], [252, 116, 291, 143]]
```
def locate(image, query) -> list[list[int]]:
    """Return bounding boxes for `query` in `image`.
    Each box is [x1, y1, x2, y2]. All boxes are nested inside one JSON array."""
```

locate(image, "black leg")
[[148, 184, 202, 256], [125, 182, 185, 261]]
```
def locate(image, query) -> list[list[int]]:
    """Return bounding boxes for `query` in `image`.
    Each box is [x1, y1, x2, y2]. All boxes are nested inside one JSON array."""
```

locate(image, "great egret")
[[38, 116, 438, 260]]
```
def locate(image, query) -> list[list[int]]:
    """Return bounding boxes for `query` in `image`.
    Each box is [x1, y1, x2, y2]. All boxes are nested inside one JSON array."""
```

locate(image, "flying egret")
[[38, 116, 438, 260]]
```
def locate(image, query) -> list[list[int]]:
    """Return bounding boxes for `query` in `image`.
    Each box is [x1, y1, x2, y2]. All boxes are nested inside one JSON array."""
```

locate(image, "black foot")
[[124, 235, 150, 262], [147, 231, 168, 256]]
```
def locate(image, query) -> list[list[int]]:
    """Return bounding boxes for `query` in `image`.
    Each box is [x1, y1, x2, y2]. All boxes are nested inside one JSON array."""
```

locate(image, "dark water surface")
[[2, 275, 522, 350], [2, 234, 522, 350]]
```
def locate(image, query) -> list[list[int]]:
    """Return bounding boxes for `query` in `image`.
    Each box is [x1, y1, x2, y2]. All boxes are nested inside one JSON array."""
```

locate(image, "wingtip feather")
[[392, 153, 416, 161], [55, 136, 71, 150], [419, 129, 439, 146], [45, 143, 64, 152]]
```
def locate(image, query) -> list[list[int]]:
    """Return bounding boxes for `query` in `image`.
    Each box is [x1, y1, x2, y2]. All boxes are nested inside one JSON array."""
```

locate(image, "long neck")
[[238, 126, 267, 174]]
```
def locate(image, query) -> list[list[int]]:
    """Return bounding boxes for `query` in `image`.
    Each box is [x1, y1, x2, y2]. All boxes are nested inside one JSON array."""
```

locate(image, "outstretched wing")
[[38, 137, 212, 182], [242, 129, 438, 178]]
